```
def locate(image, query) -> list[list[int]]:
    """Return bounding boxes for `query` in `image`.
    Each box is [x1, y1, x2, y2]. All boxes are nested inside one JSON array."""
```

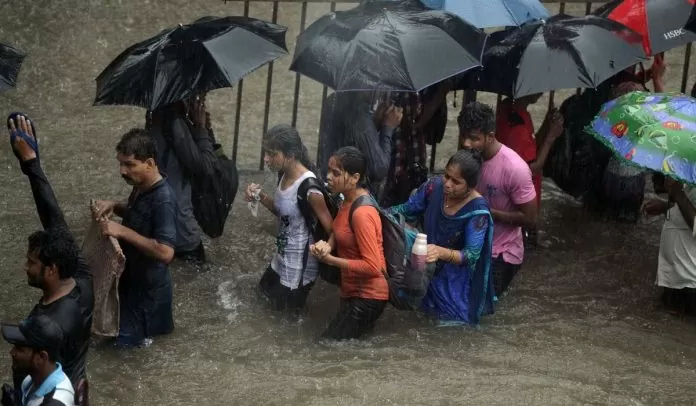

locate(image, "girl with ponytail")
[[244, 124, 333, 314]]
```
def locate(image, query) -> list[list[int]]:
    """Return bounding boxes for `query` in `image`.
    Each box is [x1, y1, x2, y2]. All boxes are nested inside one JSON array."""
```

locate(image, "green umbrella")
[[587, 91, 696, 184]]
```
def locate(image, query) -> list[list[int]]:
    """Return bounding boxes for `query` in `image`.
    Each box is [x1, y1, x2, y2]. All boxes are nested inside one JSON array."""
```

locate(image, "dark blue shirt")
[[120, 177, 177, 282]]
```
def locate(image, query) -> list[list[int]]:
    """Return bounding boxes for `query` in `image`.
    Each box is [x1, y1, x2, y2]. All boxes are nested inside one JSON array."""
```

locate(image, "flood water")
[[1, 0, 696, 405]]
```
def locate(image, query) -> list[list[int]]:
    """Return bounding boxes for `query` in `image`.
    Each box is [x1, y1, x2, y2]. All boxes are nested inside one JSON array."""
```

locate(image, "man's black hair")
[[27, 228, 79, 280], [115, 128, 157, 162], [457, 101, 496, 135]]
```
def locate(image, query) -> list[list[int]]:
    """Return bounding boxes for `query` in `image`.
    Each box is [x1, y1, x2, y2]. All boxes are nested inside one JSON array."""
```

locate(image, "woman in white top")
[[244, 125, 334, 313], [643, 178, 696, 314]]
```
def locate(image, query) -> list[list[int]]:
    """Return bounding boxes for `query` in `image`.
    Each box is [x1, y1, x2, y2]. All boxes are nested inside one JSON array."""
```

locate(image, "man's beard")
[[27, 271, 45, 289], [122, 175, 136, 186], [11, 360, 30, 377]]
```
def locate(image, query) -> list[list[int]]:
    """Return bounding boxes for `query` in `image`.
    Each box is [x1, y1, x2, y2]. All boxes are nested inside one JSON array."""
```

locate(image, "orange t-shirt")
[[333, 202, 389, 301]]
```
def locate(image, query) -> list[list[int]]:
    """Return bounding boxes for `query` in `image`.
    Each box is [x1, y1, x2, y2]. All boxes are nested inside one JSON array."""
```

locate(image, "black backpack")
[[157, 113, 239, 239], [348, 195, 433, 310], [191, 144, 239, 238], [296, 177, 341, 285]]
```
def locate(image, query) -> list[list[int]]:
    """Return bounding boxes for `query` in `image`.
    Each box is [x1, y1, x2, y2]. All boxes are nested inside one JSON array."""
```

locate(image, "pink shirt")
[[477, 145, 536, 265]]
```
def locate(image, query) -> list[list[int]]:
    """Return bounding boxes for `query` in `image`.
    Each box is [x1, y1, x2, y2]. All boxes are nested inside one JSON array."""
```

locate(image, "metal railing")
[[224, 0, 694, 170]]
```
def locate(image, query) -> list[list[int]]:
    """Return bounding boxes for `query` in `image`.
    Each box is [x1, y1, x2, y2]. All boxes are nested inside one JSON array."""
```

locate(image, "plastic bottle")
[[410, 233, 428, 273], [248, 186, 262, 217]]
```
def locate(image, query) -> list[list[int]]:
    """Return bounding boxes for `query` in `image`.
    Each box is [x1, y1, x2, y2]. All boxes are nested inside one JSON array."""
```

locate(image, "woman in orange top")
[[310, 147, 388, 340]]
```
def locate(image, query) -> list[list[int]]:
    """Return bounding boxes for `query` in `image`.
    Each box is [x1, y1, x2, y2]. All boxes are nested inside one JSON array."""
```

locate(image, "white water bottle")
[[410, 233, 428, 274]]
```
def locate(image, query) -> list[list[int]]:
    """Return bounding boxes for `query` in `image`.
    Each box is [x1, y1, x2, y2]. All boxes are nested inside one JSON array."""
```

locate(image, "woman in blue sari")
[[387, 150, 495, 325]]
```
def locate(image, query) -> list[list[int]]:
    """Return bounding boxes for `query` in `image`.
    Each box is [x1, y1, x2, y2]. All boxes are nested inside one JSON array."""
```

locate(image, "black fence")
[[224, 0, 694, 170]]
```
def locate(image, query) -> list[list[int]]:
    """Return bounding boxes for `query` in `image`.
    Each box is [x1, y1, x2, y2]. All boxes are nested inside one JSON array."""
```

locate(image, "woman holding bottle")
[[387, 150, 496, 325]]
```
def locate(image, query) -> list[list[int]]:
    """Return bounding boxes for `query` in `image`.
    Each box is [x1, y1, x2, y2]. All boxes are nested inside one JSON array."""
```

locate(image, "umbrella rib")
[[204, 26, 236, 88], [148, 28, 173, 110], [500, 0, 520, 26], [384, 11, 416, 90], [205, 25, 287, 88], [569, 42, 594, 88]]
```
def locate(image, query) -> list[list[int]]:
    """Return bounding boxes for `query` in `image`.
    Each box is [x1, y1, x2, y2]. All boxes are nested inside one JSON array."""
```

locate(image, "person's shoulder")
[[352, 203, 381, 224], [498, 145, 530, 169], [302, 171, 319, 183], [471, 196, 490, 211], [154, 179, 177, 203]]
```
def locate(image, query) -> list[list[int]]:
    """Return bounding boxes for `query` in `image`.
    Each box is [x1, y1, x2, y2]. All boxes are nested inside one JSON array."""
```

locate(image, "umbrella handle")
[[638, 62, 647, 84]]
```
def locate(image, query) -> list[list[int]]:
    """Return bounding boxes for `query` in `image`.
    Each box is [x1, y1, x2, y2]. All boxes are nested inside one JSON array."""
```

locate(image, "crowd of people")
[[0, 51, 692, 405]]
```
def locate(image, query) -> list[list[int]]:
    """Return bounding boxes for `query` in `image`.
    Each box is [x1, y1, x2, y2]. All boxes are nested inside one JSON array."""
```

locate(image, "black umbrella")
[[0, 43, 26, 92], [594, 0, 696, 56], [94, 16, 288, 110], [290, 0, 487, 92], [463, 14, 648, 98], [685, 3, 696, 34]]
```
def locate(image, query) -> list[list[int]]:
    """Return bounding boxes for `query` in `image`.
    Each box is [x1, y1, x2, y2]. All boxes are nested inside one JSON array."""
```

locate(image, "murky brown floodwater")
[[1, 0, 696, 404]]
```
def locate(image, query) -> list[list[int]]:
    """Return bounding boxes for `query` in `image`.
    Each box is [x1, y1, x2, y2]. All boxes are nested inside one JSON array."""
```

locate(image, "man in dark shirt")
[[92, 129, 177, 348], [5, 115, 93, 388]]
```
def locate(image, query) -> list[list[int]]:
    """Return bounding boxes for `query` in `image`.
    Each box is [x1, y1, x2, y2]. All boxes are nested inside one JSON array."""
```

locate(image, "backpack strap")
[[296, 176, 325, 231], [296, 176, 326, 290], [348, 194, 377, 228]]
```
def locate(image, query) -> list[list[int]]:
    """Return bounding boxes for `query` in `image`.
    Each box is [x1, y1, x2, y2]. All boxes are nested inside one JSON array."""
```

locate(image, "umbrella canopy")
[[594, 0, 696, 56], [94, 16, 288, 110], [588, 91, 696, 185], [0, 43, 26, 92], [463, 14, 648, 98], [425, 0, 549, 28], [688, 4, 696, 33], [290, 0, 487, 92]]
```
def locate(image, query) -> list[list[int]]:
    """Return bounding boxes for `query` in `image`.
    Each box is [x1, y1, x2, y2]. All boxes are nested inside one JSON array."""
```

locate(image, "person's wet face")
[[24, 248, 59, 289], [117, 153, 154, 187], [10, 346, 38, 375], [326, 156, 359, 194], [25, 249, 46, 288], [459, 129, 490, 154], [442, 164, 470, 200], [263, 149, 287, 172]]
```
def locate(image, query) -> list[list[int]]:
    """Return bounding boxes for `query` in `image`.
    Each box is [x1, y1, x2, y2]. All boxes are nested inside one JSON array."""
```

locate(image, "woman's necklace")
[[444, 192, 472, 209], [445, 195, 460, 208]]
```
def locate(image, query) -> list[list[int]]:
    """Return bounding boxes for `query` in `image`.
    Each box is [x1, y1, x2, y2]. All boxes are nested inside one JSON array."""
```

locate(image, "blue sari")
[[388, 177, 495, 325]]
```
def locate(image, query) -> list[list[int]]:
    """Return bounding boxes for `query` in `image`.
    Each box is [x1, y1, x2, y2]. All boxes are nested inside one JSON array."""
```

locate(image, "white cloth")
[[270, 171, 322, 289], [656, 187, 696, 289]]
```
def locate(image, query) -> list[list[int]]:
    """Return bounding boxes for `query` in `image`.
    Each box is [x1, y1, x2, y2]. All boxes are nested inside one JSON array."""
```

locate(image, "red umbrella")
[[594, 0, 696, 56]]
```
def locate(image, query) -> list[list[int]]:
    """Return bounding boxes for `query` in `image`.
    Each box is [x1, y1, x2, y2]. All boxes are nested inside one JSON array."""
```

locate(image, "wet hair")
[[263, 124, 316, 173], [331, 146, 367, 184], [446, 149, 483, 189], [28, 228, 79, 280], [458, 101, 496, 136], [116, 128, 157, 162]]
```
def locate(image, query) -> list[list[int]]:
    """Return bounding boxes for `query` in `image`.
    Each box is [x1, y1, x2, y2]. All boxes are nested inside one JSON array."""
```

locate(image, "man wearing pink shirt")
[[458, 102, 538, 296]]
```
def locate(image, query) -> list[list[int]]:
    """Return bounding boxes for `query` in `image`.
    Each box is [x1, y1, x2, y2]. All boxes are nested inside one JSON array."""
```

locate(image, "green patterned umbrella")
[[588, 91, 696, 184]]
